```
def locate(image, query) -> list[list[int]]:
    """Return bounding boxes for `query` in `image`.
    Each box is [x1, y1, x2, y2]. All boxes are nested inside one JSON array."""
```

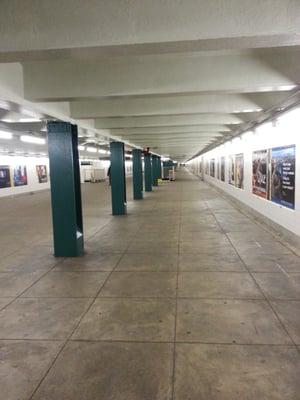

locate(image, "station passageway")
[[0, 169, 299, 399]]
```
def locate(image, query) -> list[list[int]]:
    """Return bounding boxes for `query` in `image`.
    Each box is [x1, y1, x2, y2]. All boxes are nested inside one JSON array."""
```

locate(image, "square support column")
[[144, 153, 152, 192], [132, 149, 143, 200], [110, 141, 127, 215], [152, 155, 158, 186], [47, 121, 84, 257]]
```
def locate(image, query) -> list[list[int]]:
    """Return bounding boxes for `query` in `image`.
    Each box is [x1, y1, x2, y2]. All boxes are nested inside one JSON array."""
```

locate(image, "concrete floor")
[[0, 169, 300, 400]]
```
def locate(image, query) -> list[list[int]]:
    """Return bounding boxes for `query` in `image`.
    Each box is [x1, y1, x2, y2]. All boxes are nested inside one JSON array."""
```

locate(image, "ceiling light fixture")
[[86, 147, 98, 153], [0, 130, 13, 140], [20, 135, 46, 145], [19, 118, 40, 123], [78, 145, 85, 151]]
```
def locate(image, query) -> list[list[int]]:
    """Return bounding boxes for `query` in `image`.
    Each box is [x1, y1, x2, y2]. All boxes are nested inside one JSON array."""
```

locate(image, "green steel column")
[[110, 141, 127, 215], [47, 121, 84, 257], [157, 156, 162, 179], [132, 149, 143, 200], [144, 153, 152, 192], [152, 155, 158, 186]]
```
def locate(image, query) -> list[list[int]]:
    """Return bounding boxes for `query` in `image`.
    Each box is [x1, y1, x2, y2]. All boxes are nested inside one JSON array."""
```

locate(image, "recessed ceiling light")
[[20, 135, 46, 145], [86, 147, 98, 153], [0, 130, 13, 140], [19, 118, 40, 123]]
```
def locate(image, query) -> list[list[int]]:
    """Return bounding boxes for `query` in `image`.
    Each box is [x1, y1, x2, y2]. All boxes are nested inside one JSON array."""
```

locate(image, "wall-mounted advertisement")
[[36, 165, 48, 183], [252, 149, 269, 199], [271, 145, 295, 209], [235, 154, 244, 189], [228, 156, 235, 185], [216, 158, 220, 180], [210, 159, 215, 177], [0, 166, 11, 188], [221, 157, 225, 182], [13, 165, 28, 186], [205, 160, 209, 175]]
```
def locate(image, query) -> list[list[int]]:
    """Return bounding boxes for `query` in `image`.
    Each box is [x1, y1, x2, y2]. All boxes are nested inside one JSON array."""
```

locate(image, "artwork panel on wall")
[[36, 165, 48, 183], [205, 160, 209, 175], [235, 154, 244, 189], [216, 158, 220, 180], [270, 145, 296, 210], [252, 149, 269, 199], [221, 157, 225, 182], [13, 165, 28, 187], [228, 155, 235, 185], [0, 165, 11, 188], [210, 159, 215, 177]]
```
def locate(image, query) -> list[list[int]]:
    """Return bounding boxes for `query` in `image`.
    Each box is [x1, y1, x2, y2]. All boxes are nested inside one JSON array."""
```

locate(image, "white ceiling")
[[0, 0, 300, 161]]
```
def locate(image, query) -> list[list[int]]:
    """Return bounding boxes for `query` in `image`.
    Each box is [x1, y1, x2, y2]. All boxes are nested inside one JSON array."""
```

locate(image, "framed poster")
[[210, 159, 215, 177], [36, 165, 48, 183], [252, 149, 269, 199], [270, 145, 295, 209], [0, 165, 11, 188], [235, 154, 244, 189], [221, 157, 225, 182], [205, 160, 209, 175], [228, 156, 235, 185], [13, 165, 28, 186], [216, 158, 220, 180]]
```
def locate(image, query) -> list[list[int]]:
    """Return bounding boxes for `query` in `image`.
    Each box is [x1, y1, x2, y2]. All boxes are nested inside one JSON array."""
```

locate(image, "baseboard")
[[0, 188, 50, 199]]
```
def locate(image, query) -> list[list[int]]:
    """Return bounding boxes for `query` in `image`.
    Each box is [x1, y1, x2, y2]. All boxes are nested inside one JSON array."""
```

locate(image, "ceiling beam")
[[23, 49, 300, 100], [94, 114, 244, 129], [69, 92, 290, 118], [107, 125, 231, 135], [1, 0, 299, 56]]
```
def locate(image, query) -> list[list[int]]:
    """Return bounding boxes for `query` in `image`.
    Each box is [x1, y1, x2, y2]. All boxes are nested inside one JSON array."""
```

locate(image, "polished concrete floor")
[[0, 169, 300, 400]]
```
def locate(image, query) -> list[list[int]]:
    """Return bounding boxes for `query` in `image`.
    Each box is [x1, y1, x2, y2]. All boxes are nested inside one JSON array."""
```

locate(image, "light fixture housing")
[[0, 130, 13, 140], [20, 135, 46, 145], [86, 147, 98, 153]]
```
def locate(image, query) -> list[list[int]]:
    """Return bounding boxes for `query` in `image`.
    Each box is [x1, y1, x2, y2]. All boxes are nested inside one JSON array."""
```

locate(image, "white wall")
[[0, 155, 133, 198], [187, 107, 300, 237], [0, 155, 50, 198]]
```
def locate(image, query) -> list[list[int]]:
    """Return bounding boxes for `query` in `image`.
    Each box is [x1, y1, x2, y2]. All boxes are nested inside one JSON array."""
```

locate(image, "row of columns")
[[47, 121, 161, 257]]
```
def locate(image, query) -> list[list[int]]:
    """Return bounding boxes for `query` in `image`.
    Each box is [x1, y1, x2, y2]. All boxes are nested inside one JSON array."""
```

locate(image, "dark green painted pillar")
[[47, 121, 84, 257], [144, 153, 152, 192], [110, 141, 127, 215], [132, 149, 143, 200], [157, 156, 162, 179], [152, 155, 158, 186]]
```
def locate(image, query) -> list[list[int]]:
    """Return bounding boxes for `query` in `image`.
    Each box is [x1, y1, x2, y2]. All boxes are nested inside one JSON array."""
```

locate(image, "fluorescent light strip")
[[20, 135, 46, 145], [0, 130, 13, 140], [86, 147, 98, 153], [19, 118, 40, 123]]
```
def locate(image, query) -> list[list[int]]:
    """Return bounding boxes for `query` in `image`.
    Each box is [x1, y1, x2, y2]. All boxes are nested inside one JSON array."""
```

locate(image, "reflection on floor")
[[0, 170, 300, 400]]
